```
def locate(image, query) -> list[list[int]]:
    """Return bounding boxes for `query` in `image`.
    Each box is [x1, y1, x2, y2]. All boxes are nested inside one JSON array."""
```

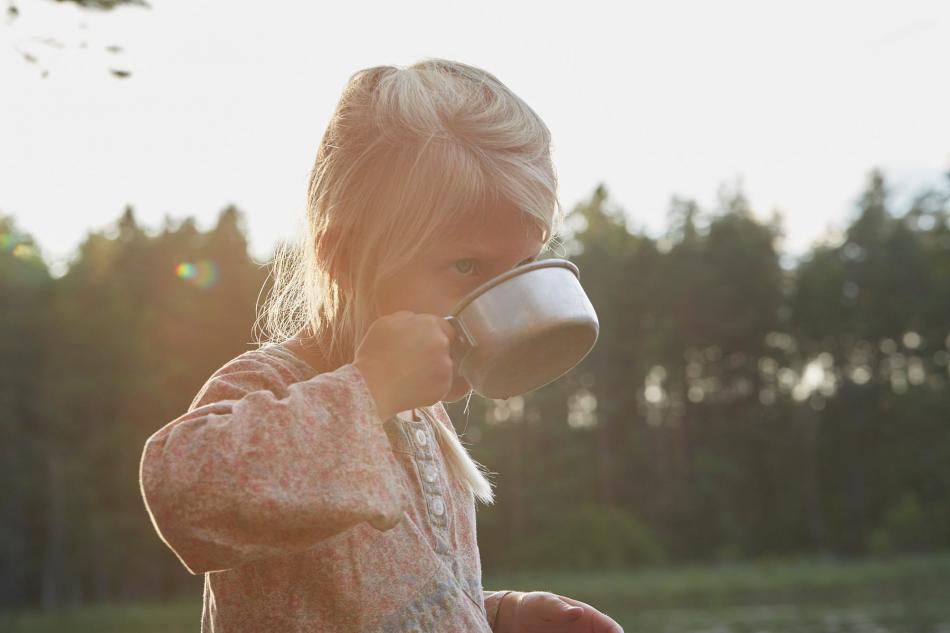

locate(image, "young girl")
[[140, 59, 623, 633]]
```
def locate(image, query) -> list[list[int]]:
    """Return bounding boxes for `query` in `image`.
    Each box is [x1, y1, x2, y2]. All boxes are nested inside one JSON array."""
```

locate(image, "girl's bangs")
[[394, 141, 503, 247]]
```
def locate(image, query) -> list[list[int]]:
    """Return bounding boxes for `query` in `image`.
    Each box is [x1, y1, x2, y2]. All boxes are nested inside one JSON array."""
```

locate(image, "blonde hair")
[[255, 58, 563, 505]]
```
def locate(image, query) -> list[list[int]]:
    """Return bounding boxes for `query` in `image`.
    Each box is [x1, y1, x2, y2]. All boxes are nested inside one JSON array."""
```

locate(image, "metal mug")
[[444, 258, 599, 399]]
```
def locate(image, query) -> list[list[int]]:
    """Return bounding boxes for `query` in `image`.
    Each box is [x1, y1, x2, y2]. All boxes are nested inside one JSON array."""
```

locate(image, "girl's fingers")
[[554, 594, 624, 633], [526, 592, 559, 621], [524, 592, 582, 623]]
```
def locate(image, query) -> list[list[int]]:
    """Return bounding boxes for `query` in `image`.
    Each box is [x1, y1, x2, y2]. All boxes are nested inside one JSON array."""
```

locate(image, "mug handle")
[[443, 315, 476, 365]]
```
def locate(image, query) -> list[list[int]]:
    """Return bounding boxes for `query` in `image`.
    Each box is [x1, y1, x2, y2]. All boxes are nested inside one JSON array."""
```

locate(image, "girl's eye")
[[453, 258, 478, 275]]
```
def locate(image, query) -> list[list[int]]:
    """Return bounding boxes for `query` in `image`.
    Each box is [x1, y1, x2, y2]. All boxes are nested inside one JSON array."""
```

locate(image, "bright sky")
[[3, 0, 949, 275]]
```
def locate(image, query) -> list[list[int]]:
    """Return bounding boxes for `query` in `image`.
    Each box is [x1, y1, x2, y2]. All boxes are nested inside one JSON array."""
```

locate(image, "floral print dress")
[[139, 342, 514, 632]]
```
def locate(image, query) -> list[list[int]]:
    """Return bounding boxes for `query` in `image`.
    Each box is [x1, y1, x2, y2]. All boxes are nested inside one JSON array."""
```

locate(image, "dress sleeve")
[[139, 356, 411, 575]]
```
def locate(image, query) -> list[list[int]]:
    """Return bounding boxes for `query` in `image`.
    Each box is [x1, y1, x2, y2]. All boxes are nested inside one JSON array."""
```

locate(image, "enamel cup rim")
[[444, 258, 598, 399], [449, 258, 581, 317]]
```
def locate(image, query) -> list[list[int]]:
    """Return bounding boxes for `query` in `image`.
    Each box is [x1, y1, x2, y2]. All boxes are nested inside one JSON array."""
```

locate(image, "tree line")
[[1, 168, 948, 609]]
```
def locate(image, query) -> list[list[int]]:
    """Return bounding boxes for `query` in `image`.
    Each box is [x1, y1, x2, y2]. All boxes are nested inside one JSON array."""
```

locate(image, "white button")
[[424, 465, 437, 483], [431, 497, 445, 516], [414, 428, 427, 446]]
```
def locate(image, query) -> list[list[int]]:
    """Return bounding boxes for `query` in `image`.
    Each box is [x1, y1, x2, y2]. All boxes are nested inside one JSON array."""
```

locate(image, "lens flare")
[[0, 232, 16, 252], [11, 244, 35, 259], [175, 260, 219, 289], [1, 232, 37, 260]]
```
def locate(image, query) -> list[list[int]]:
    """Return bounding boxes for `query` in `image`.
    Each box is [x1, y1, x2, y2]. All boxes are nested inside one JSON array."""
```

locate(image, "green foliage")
[[514, 504, 665, 571], [867, 492, 937, 556], [0, 205, 262, 608], [0, 217, 52, 605], [4, 166, 950, 609]]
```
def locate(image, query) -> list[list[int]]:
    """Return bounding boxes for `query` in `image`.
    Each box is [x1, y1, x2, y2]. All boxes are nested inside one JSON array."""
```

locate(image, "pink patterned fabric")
[[140, 342, 514, 632]]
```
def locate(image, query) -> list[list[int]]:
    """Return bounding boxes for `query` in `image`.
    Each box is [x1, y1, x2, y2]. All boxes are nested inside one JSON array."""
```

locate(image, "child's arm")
[[139, 355, 410, 575]]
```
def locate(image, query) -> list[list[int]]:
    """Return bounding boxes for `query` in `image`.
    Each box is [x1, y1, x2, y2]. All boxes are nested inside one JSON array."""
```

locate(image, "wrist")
[[495, 591, 524, 633], [353, 359, 394, 421]]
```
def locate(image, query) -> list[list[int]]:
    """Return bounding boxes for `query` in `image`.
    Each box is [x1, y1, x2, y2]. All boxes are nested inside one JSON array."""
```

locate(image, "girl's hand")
[[353, 311, 457, 421], [501, 591, 624, 633]]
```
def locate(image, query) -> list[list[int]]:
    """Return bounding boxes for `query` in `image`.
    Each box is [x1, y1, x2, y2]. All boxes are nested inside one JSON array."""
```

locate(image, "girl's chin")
[[444, 375, 473, 403]]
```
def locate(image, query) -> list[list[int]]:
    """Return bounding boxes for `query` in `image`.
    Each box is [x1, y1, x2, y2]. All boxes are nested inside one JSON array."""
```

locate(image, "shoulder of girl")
[[187, 349, 297, 411]]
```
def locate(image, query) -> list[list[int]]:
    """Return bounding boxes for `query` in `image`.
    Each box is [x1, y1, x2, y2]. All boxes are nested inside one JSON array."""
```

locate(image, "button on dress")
[[139, 342, 515, 632]]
